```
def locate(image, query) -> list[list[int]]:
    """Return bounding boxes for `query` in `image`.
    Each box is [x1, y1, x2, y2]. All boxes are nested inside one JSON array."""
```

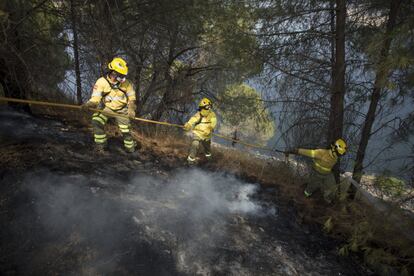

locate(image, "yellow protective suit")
[[186, 110, 217, 140], [298, 148, 338, 174], [86, 75, 136, 152], [89, 76, 136, 111], [298, 148, 339, 203]]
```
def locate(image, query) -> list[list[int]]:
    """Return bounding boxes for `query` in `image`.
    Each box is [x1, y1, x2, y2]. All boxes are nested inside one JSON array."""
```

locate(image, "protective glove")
[[81, 101, 97, 111], [127, 101, 136, 119], [183, 123, 192, 131]]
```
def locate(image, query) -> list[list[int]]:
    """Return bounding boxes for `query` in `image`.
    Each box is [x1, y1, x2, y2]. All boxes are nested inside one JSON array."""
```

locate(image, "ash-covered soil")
[[0, 108, 369, 275]]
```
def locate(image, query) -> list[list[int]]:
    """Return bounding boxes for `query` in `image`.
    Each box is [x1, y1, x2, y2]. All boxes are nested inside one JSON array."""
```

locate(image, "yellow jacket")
[[298, 148, 338, 174], [89, 76, 136, 111], [186, 110, 217, 140]]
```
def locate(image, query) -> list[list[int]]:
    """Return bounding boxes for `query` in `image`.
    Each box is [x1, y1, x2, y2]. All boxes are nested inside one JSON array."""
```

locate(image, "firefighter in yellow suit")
[[184, 98, 217, 164], [82, 57, 137, 153], [287, 139, 347, 203]]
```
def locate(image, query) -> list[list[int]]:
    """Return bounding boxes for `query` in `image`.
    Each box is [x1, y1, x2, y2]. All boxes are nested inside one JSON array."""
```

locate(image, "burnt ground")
[[0, 108, 370, 275]]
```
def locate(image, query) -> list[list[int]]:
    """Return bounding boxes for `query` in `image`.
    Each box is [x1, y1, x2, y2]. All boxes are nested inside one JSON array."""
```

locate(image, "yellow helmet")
[[108, 57, 128, 76], [199, 98, 212, 109], [332, 138, 347, 155]]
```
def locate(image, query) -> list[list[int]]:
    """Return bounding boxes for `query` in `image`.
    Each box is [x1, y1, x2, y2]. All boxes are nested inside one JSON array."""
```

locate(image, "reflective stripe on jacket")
[[89, 76, 136, 111], [187, 110, 217, 140], [297, 148, 338, 174]]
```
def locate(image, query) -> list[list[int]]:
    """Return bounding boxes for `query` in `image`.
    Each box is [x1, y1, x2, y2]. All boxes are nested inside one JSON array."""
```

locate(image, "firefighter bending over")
[[82, 57, 137, 153], [184, 98, 217, 164], [286, 138, 347, 203]]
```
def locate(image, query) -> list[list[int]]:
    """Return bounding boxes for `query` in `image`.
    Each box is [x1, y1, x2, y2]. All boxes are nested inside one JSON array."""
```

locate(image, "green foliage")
[[0, 0, 71, 98], [75, 0, 262, 118], [337, 221, 403, 274], [0, 9, 8, 23], [323, 216, 333, 232], [332, 199, 414, 276], [349, 221, 373, 251], [374, 174, 406, 198], [169, 60, 188, 78], [199, 1, 262, 81], [338, 245, 349, 256], [217, 83, 275, 144]]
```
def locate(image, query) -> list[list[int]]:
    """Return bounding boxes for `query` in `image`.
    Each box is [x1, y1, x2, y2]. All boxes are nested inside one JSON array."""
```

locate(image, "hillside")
[[0, 107, 368, 275]]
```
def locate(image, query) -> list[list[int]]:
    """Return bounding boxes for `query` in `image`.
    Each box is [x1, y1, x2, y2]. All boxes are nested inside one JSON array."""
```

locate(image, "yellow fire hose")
[[0, 96, 285, 153]]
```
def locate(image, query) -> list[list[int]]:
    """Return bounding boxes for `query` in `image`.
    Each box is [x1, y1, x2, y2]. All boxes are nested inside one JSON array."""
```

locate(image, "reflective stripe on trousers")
[[124, 139, 135, 149], [118, 124, 130, 133], [92, 112, 108, 125], [94, 133, 107, 144], [91, 108, 133, 149]]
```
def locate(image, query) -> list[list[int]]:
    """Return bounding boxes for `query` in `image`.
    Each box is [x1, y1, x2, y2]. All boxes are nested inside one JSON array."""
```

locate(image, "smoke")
[[124, 168, 275, 232], [128, 168, 270, 211], [122, 168, 277, 274], [25, 173, 135, 274], [24, 168, 276, 274]]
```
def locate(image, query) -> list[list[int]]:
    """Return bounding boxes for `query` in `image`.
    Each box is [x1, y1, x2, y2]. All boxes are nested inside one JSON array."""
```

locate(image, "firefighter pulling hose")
[[184, 98, 217, 164], [81, 57, 137, 154], [285, 139, 348, 203], [0, 96, 284, 155], [0, 95, 350, 203]]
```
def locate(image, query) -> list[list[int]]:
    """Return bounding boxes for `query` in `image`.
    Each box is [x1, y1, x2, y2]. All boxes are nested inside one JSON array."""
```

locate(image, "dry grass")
[[133, 130, 414, 275], [27, 107, 414, 275]]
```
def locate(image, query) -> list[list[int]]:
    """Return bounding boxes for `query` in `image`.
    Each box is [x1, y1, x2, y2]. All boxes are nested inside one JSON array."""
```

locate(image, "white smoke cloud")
[[25, 168, 277, 274], [122, 168, 277, 274]]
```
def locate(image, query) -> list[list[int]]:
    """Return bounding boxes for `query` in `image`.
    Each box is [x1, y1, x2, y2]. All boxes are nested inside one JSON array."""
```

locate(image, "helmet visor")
[[335, 144, 346, 155], [114, 72, 126, 83]]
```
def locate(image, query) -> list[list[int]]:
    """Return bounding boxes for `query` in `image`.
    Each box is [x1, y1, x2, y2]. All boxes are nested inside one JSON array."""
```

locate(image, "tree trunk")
[[70, 0, 82, 104], [327, 0, 346, 144], [352, 0, 401, 183], [103, 1, 114, 62], [152, 30, 178, 121], [330, 0, 336, 102], [327, 0, 346, 182]]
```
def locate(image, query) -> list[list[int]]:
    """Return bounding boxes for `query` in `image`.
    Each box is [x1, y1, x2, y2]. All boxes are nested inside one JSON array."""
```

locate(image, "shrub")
[[374, 175, 406, 198]]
